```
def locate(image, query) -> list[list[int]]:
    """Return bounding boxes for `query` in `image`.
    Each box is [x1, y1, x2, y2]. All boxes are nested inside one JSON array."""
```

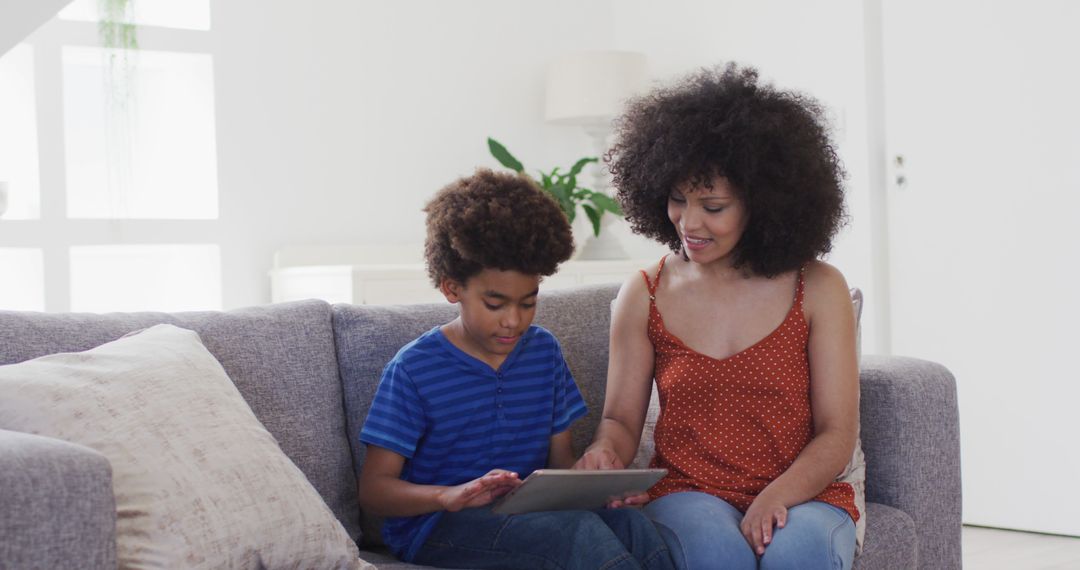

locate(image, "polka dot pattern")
[[643, 257, 859, 522]]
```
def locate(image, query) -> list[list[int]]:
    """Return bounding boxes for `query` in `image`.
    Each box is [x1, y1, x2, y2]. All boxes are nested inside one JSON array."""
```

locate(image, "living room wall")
[[206, 0, 881, 348]]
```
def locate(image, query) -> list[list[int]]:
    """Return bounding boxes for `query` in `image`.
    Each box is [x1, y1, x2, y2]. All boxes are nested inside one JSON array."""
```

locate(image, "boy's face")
[[440, 269, 541, 369]]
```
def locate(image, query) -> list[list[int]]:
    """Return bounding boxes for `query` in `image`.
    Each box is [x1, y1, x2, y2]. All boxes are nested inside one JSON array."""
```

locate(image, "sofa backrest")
[[333, 283, 620, 483], [0, 300, 362, 542]]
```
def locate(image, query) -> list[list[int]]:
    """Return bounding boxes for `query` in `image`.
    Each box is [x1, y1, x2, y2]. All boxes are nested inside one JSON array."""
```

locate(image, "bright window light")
[[63, 47, 219, 219], [70, 244, 221, 312], [0, 248, 46, 311], [59, 0, 211, 31], [0, 44, 41, 220]]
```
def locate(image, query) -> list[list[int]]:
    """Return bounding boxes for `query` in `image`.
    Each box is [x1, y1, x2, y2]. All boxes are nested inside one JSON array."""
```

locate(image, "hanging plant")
[[98, 0, 139, 212], [98, 0, 139, 52]]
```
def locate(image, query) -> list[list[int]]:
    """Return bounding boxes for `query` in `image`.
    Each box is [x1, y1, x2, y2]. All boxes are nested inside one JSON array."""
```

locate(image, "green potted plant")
[[487, 137, 622, 237]]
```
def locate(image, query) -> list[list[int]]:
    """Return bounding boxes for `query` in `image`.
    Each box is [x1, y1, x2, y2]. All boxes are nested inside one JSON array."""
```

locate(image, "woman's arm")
[[741, 261, 860, 553], [547, 430, 577, 469], [576, 270, 657, 470], [357, 446, 521, 517]]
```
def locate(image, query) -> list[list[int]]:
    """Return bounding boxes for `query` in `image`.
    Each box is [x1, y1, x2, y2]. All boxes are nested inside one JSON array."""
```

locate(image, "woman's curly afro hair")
[[608, 63, 847, 277], [424, 168, 575, 287]]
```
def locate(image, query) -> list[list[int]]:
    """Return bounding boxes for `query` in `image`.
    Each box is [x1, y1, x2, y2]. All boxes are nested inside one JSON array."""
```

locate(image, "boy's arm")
[[358, 445, 521, 517], [547, 431, 576, 469]]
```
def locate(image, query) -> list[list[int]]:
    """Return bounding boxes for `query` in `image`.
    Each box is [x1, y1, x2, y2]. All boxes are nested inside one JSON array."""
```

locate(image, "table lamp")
[[544, 51, 648, 258]]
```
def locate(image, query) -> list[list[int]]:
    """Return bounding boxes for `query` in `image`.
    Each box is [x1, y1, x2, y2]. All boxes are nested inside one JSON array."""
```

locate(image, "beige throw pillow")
[[0, 324, 370, 570]]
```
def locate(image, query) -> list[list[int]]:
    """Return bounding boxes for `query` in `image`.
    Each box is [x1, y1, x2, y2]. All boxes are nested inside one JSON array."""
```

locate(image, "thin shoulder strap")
[[794, 264, 808, 308], [639, 255, 668, 301]]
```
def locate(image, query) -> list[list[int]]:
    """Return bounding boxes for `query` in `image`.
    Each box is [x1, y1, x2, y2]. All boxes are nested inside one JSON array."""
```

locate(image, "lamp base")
[[574, 216, 628, 260]]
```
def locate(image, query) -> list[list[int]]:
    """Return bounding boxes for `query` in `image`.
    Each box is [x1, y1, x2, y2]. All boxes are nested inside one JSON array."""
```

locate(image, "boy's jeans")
[[645, 492, 856, 570], [413, 506, 675, 570]]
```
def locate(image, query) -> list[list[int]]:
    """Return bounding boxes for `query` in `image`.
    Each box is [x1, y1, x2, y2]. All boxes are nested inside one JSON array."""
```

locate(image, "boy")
[[357, 169, 673, 570]]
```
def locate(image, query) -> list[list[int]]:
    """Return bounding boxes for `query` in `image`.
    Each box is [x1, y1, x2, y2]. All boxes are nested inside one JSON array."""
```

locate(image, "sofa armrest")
[[859, 355, 962, 570], [0, 429, 117, 569]]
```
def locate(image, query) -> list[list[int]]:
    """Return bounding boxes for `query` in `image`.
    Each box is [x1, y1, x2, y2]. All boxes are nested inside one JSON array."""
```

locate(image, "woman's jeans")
[[413, 506, 675, 570], [645, 492, 855, 570]]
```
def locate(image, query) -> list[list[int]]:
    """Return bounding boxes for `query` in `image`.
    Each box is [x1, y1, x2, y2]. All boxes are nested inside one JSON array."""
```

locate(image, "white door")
[[882, 0, 1080, 535]]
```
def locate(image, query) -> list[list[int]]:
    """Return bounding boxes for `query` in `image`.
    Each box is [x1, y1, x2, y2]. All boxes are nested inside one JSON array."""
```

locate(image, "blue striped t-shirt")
[[359, 324, 588, 562]]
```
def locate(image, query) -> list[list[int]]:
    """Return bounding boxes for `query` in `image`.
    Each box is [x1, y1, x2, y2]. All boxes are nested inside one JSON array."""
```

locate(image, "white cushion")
[[0, 324, 371, 569]]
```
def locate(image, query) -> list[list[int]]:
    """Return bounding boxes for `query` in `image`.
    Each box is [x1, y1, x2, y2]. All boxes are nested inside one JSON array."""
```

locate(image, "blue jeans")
[[413, 506, 675, 570], [644, 492, 855, 570]]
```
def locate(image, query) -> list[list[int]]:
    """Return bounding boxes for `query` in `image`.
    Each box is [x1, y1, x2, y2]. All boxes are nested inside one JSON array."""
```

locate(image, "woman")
[[576, 63, 861, 570]]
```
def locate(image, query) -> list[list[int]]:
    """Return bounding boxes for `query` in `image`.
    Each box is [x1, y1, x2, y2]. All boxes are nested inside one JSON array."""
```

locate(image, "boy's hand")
[[438, 469, 521, 512], [573, 445, 624, 471], [740, 493, 788, 556]]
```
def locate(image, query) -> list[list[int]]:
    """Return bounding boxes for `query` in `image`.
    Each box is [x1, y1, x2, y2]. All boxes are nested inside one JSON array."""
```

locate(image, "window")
[[70, 244, 221, 312], [59, 0, 210, 31], [0, 44, 41, 220], [0, 248, 45, 311], [63, 47, 219, 219], [1, 2, 219, 312]]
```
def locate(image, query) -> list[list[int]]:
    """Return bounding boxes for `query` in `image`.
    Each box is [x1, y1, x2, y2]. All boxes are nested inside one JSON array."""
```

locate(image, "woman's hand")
[[437, 469, 521, 512], [574, 446, 652, 508], [574, 445, 625, 471], [740, 493, 788, 556], [605, 491, 651, 509]]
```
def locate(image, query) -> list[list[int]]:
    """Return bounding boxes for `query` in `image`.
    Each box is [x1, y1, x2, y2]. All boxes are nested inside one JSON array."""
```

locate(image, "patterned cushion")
[[0, 325, 368, 569]]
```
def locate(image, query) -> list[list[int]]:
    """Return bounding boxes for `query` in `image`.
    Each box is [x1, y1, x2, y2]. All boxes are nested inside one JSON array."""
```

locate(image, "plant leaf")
[[569, 157, 599, 177], [583, 204, 602, 237], [487, 138, 524, 173], [547, 183, 576, 221], [589, 192, 623, 215]]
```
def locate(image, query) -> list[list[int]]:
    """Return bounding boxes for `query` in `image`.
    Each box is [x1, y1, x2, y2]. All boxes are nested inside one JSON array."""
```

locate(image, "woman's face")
[[667, 176, 749, 265]]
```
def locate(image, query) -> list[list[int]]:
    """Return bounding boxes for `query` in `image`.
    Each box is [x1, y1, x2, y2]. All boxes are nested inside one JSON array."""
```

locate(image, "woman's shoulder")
[[802, 260, 847, 287], [610, 255, 668, 322], [801, 260, 853, 314], [619, 255, 668, 294]]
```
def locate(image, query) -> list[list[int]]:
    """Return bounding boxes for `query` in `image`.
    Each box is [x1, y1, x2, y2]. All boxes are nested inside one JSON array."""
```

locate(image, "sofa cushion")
[[333, 284, 620, 544], [0, 324, 365, 569], [0, 300, 361, 542], [852, 502, 917, 569]]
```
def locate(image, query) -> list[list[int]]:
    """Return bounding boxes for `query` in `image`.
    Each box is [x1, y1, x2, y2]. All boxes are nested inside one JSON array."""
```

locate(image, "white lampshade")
[[544, 51, 648, 126]]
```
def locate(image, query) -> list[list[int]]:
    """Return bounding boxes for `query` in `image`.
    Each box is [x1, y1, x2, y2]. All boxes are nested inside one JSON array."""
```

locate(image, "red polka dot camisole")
[[644, 256, 859, 522]]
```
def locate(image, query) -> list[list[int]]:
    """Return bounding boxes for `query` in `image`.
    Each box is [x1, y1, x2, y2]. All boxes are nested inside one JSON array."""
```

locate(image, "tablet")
[[491, 469, 667, 515]]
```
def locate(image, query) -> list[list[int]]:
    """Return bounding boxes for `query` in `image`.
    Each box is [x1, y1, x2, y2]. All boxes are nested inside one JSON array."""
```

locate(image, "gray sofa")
[[0, 284, 961, 569]]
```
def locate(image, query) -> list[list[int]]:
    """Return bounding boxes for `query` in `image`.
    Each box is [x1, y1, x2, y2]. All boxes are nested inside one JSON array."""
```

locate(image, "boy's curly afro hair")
[[424, 168, 574, 287], [608, 63, 847, 277]]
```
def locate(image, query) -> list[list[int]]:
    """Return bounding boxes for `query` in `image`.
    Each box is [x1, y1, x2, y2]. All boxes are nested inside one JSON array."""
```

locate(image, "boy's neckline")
[[434, 324, 533, 373]]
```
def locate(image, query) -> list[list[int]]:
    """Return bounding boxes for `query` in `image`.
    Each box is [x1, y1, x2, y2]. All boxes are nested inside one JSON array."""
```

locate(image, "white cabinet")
[[270, 259, 651, 305]]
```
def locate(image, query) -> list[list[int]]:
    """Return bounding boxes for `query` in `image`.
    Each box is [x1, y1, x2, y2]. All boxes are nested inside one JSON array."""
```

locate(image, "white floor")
[[964, 526, 1080, 569]]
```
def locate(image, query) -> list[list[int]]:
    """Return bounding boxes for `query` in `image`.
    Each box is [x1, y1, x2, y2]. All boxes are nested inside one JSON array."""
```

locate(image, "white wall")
[[211, 0, 623, 309], [608, 0, 881, 350], [207, 0, 882, 352], [1, 0, 880, 339]]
